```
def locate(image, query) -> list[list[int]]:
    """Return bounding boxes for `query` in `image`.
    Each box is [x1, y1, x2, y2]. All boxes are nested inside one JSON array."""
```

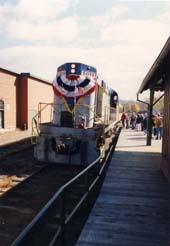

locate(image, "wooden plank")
[[76, 129, 170, 246]]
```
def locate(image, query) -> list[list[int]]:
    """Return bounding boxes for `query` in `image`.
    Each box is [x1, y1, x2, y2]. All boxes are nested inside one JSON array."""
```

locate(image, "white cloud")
[[7, 17, 79, 44], [0, 0, 77, 44], [93, 9, 170, 99], [7, 0, 72, 22], [106, 5, 129, 18], [100, 18, 169, 47], [0, 1, 170, 101], [89, 5, 129, 27]]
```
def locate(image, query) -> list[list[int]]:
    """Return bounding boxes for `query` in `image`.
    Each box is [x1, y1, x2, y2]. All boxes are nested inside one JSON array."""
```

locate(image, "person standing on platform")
[[136, 113, 142, 131], [130, 112, 137, 129], [155, 113, 163, 140], [125, 113, 130, 129], [152, 115, 157, 137], [143, 114, 148, 134], [121, 112, 127, 128]]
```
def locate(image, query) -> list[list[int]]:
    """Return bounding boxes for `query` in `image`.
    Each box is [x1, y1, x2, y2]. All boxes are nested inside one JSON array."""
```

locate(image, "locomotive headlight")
[[71, 63, 76, 68], [71, 68, 75, 73]]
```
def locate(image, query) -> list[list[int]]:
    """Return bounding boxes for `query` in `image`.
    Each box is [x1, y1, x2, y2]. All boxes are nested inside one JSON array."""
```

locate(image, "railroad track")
[[0, 137, 32, 159], [0, 163, 85, 246], [0, 139, 44, 195], [0, 128, 121, 246], [0, 138, 90, 246]]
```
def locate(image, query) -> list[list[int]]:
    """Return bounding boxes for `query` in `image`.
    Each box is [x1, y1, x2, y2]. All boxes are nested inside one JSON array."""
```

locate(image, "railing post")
[[147, 87, 154, 146], [60, 192, 66, 246]]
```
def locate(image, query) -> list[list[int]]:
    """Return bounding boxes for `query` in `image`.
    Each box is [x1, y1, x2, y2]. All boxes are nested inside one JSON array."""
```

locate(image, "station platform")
[[76, 129, 170, 246], [0, 129, 31, 146]]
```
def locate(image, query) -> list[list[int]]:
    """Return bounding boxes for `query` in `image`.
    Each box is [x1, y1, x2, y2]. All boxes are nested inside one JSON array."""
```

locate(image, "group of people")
[[121, 112, 163, 140]]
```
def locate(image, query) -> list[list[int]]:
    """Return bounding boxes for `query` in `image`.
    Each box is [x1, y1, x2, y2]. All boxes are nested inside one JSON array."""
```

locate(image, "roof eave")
[[137, 36, 170, 94]]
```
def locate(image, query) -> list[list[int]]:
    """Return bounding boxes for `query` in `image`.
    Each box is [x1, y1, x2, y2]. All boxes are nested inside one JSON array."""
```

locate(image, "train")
[[33, 62, 119, 165]]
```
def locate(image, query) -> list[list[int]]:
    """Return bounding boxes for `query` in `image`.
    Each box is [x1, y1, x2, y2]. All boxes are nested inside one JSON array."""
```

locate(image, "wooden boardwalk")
[[76, 129, 170, 246]]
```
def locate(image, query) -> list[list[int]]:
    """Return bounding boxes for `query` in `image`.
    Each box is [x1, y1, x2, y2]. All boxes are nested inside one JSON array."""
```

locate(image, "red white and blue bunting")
[[53, 75, 97, 98]]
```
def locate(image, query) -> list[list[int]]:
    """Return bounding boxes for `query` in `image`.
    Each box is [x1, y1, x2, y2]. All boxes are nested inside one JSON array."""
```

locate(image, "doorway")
[[0, 100, 4, 128]]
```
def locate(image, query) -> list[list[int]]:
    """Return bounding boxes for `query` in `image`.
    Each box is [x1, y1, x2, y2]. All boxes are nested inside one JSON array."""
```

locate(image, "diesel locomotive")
[[33, 62, 119, 165]]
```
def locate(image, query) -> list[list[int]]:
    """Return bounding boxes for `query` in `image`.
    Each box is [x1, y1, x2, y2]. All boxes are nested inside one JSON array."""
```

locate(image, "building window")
[[0, 100, 4, 128]]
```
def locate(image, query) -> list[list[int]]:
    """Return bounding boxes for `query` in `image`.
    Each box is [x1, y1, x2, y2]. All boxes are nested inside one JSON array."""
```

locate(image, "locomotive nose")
[[66, 63, 80, 80], [66, 74, 80, 80]]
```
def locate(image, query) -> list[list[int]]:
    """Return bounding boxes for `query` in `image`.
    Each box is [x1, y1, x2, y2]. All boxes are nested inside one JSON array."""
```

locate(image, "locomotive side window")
[[0, 100, 4, 128]]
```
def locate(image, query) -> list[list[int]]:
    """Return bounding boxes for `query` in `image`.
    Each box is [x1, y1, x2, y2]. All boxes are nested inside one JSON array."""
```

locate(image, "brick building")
[[0, 67, 53, 132]]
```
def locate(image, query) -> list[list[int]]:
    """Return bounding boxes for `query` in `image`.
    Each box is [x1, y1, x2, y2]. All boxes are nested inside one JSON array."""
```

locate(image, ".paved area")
[[0, 130, 31, 146], [77, 129, 170, 246]]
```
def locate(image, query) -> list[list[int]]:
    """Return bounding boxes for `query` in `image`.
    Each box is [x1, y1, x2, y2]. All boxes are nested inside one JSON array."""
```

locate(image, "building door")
[[0, 100, 4, 128]]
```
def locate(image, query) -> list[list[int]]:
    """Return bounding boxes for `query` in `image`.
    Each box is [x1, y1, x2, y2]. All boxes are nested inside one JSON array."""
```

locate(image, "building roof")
[[0, 67, 19, 76], [138, 36, 170, 94], [21, 73, 52, 85], [0, 67, 51, 85]]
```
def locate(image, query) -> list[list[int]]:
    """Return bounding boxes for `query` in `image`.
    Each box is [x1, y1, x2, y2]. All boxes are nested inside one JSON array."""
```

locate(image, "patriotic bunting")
[[53, 74, 97, 98]]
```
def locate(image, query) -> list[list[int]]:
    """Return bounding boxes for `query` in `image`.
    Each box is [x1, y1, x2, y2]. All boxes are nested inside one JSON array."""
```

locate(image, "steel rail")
[[1, 163, 50, 198]]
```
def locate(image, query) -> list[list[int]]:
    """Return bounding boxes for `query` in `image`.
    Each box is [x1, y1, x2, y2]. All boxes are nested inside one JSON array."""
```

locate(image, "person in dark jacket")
[[136, 114, 142, 131], [121, 112, 126, 128]]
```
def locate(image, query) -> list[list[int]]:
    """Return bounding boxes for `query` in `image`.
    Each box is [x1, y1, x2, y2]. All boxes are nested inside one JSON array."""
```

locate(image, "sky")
[[0, 0, 169, 100]]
